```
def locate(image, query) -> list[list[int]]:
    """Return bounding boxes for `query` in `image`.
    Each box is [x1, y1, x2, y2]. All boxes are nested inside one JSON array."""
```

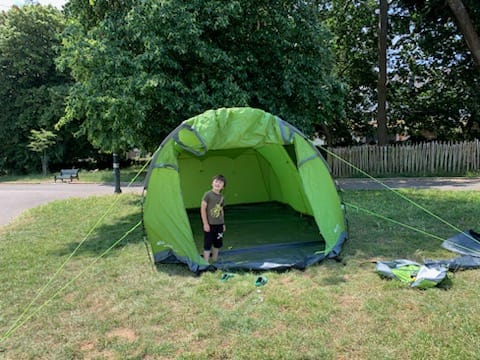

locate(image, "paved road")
[[0, 177, 478, 228], [0, 182, 143, 228]]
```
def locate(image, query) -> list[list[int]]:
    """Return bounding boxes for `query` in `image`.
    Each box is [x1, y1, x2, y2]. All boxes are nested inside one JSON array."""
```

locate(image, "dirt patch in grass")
[[77, 328, 137, 360], [80, 340, 116, 360], [105, 327, 138, 342]]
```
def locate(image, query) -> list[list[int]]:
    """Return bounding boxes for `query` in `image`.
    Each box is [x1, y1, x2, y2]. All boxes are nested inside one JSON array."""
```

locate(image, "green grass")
[[1, 190, 480, 359], [0, 166, 147, 184]]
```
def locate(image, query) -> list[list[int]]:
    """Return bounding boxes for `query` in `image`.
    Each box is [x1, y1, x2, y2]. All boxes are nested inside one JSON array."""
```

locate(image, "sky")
[[0, 0, 66, 11]]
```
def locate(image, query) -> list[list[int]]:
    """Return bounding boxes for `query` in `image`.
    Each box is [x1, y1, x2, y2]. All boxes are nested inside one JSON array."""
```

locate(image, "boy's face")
[[212, 178, 225, 192]]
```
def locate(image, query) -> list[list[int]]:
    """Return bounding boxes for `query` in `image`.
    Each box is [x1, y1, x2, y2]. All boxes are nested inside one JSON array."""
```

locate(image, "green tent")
[[143, 107, 347, 272]]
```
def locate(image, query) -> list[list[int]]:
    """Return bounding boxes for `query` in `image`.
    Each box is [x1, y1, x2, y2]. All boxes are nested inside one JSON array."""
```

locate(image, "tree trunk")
[[41, 150, 48, 176], [447, 0, 480, 71], [377, 0, 388, 145], [320, 122, 333, 147]]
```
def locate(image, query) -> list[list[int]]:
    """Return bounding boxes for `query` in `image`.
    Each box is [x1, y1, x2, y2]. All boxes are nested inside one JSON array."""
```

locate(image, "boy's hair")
[[213, 174, 226, 187]]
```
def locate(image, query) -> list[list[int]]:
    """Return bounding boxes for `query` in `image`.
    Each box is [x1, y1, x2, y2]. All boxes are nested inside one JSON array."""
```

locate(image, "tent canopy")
[[143, 107, 347, 272]]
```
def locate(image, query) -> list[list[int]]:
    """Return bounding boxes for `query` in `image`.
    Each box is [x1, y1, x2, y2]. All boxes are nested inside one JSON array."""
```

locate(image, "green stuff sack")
[[376, 259, 447, 289]]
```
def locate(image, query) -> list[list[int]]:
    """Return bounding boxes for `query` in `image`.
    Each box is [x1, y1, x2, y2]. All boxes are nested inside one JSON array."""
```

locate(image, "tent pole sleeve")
[[276, 117, 295, 144]]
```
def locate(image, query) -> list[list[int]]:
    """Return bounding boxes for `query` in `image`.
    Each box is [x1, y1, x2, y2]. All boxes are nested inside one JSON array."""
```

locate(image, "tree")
[[447, 0, 480, 71], [322, 0, 480, 143], [389, 0, 480, 141], [399, 0, 480, 70], [58, 0, 346, 153], [377, 0, 388, 145], [322, 0, 380, 144], [27, 128, 57, 175], [0, 5, 68, 173]]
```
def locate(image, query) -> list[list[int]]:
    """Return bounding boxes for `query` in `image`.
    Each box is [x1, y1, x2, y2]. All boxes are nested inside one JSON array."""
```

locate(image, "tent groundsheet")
[[188, 202, 326, 270]]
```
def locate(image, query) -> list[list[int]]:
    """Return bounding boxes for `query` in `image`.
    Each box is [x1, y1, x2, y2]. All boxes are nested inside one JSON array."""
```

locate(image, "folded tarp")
[[441, 229, 480, 257], [424, 229, 480, 271], [425, 255, 480, 271]]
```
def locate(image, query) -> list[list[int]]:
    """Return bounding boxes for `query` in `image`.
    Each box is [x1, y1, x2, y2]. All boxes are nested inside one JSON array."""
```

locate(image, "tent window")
[[173, 124, 207, 156]]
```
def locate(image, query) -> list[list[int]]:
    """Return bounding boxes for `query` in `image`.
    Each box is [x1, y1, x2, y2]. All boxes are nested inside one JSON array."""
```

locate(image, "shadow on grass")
[[51, 196, 197, 277], [54, 197, 144, 258]]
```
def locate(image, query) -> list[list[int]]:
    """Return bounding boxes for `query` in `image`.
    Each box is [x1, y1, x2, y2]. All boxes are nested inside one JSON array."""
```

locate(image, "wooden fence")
[[326, 140, 480, 178]]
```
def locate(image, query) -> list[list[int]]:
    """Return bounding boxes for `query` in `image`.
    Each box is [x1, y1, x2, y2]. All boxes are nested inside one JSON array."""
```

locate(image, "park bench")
[[54, 168, 80, 182]]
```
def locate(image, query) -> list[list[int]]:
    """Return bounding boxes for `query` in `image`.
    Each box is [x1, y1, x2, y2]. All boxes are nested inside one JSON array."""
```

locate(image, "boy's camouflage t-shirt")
[[202, 191, 224, 225]]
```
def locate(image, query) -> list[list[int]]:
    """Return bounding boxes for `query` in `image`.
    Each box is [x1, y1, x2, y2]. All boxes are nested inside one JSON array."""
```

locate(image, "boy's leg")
[[211, 225, 223, 262], [204, 229, 214, 262], [203, 250, 211, 262], [203, 236, 209, 262], [211, 247, 219, 262]]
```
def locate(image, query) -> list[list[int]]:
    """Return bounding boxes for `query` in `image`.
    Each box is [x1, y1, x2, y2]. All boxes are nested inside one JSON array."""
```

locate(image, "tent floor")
[[187, 202, 325, 269]]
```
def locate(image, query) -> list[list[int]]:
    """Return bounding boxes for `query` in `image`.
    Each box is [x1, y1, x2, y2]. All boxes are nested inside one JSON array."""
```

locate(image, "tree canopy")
[[0, 5, 68, 173], [1, 0, 480, 174], [321, 0, 380, 144], [322, 0, 480, 143], [58, 0, 345, 153], [389, 0, 480, 140]]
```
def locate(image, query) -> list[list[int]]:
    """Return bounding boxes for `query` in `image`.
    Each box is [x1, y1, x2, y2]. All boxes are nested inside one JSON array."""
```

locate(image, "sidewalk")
[[0, 182, 143, 228], [337, 177, 480, 191]]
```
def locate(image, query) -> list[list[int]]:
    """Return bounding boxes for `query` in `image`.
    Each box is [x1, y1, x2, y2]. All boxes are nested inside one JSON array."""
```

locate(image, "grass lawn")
[[1, 189, 480, 359]]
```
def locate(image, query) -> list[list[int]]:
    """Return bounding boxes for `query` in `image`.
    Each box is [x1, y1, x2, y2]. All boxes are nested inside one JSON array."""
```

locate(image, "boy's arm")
[[200, 200, 210, 232], [221, 198, 226, 232]]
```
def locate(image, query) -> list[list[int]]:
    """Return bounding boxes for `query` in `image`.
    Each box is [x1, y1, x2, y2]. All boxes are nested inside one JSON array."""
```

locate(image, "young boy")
[[201, 174, 226, 263]]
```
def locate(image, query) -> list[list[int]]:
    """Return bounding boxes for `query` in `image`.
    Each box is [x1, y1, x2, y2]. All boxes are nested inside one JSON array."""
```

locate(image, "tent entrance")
[[187, 202, 326, 270]]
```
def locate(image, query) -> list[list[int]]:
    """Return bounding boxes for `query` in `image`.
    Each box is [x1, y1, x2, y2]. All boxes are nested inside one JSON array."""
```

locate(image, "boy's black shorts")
[[204, 224, 224, 251]]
